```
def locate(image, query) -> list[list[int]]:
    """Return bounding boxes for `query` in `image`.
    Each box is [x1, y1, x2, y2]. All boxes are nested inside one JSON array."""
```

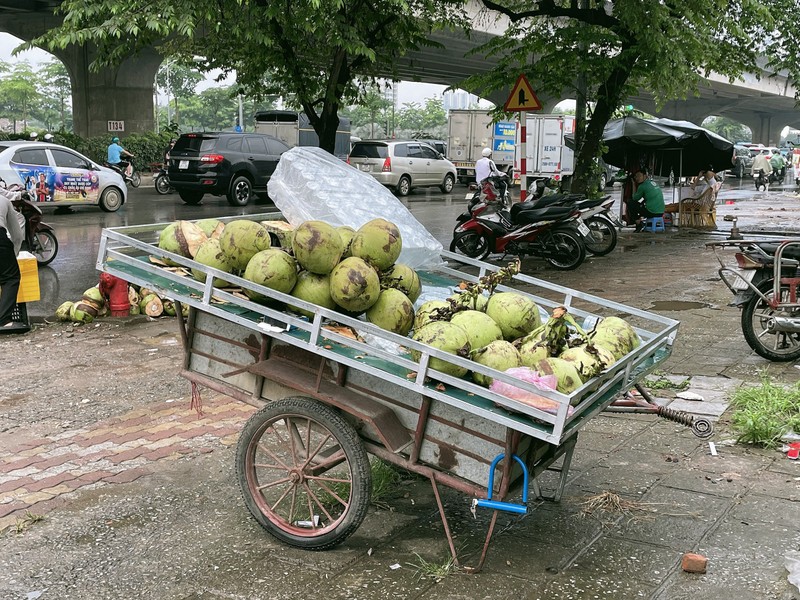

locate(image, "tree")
[[470, 0, 800, 194], [0, 61, 41, 133], [36, 60, 72, 131], [702, 116, 751, 144], [31, 0, 468, 154], [178, 86, 241, 131], [156, 62, 203, 126], [344, 88, 394, 139]]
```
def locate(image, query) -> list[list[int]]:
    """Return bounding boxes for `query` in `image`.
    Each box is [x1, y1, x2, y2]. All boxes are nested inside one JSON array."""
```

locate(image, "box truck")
[[515, 114, 576, 184], [253, 110, 352, 159], [446, 109, 516, 182]]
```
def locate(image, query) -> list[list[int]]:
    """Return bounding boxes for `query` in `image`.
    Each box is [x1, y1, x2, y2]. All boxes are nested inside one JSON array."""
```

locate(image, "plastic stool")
[[645, 216, 665, 232]]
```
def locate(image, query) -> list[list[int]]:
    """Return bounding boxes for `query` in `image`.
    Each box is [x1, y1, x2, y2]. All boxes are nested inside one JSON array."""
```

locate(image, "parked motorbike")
[[1, 180, 59, 266], [465, 173, 512, 211], [154, 166, 173, 195], [450, 197, 587, 270], [708, 239, 800, 361], [104, 160, 141, 188]]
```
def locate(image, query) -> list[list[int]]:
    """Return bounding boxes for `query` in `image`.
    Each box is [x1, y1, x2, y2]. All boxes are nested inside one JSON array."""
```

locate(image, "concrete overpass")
[[2, 0, 798, 144]]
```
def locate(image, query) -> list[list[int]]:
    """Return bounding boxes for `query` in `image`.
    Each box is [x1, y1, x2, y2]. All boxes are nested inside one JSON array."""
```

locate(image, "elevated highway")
[[1, 0, 797, 143]]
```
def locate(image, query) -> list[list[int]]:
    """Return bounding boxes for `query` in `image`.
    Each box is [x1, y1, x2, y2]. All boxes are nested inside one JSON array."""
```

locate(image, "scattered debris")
[[676, 391, 704, 401], [709, 442, 718, 456], [681, 552, 708, 573]]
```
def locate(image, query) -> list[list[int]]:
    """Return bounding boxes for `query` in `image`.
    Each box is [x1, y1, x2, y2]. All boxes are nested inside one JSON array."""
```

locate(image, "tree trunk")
[[571, 55, 638, 196]]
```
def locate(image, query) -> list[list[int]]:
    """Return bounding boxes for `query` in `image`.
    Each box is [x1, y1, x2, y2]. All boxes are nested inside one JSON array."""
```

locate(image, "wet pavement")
[[2, 175, 800, 599]]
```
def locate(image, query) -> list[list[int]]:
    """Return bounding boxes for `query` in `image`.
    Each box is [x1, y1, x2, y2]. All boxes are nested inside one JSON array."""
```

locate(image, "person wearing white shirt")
[[0, 186, 24, 329], [475, 148, 501, 183]]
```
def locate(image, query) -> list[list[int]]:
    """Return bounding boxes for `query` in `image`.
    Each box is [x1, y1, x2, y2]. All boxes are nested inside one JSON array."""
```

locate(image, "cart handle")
[[471, 454, 529, 516]]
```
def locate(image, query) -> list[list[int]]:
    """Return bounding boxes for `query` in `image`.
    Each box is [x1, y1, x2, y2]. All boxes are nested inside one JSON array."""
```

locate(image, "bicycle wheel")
[[582, 216, 617, 256]]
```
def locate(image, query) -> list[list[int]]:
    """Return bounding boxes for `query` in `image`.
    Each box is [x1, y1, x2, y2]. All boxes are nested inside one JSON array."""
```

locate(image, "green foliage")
[[702, 116, 751, 144], [730, 375, 800, 448], [0, 61, 41, 132]]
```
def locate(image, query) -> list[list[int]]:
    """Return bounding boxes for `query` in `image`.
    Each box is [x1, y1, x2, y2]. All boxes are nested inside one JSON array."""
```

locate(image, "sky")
[[0, 33, 448, 106]]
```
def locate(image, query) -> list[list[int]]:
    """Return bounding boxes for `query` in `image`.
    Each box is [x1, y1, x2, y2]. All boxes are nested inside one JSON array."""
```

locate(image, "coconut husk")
[[128, 287, 140, 306], [142, 295, 164, 317], [260, 220, 296, 248]]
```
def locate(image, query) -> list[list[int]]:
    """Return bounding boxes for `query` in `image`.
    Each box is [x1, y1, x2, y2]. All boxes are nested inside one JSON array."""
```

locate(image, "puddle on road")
[[649, 300, 709, 311]]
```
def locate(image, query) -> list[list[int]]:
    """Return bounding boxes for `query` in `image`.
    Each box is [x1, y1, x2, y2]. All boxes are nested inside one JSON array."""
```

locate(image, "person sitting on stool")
[[626, 170, 665, 232], [0, 186, 24, 330]]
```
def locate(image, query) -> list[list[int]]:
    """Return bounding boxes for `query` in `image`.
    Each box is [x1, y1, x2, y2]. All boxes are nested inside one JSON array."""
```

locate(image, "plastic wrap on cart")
[[267, 147, 443, 270]]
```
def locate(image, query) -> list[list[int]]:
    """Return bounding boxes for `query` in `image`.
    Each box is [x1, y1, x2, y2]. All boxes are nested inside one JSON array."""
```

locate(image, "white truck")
[[253, 110, 352, 160], [446, 109, 516, 183], [515, 114, 576, 185]]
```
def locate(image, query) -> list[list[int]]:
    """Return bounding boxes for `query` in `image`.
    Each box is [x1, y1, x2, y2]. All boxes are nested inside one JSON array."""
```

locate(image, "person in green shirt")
[[627, 170, 665, 232]]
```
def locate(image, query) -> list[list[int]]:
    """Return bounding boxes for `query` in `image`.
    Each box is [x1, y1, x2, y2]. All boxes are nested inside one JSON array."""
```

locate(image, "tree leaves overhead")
[[30, 0, 469, 152]]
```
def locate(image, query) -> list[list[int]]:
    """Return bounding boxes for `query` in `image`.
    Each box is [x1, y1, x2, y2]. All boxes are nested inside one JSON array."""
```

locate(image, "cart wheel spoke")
[[302, 481, 336, 523]]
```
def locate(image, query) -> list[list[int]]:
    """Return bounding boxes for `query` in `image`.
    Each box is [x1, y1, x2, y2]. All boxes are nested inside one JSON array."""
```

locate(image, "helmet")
[[169, 138, 176, 144], [481, 148, 492, 157], [43, 133, 54, 142], [29, 132, 38, 140], [112, 136, 120, 143]]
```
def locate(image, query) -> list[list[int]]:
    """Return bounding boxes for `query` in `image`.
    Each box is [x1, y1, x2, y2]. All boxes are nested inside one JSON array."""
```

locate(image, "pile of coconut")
[[156, 217, 641, 408], [54, 285, 186, 324]]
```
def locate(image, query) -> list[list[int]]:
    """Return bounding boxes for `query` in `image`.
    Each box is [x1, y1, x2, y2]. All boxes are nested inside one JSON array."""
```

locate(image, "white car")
[[0, 141, 128, 212]]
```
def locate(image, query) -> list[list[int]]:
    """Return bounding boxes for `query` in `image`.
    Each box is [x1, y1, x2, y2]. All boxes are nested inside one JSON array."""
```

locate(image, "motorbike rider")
[[0, 186, 24, 331], [107, 136, 134, 178], [751, 151, 773, 180], [474, 148, 507, 200], [163, 138, 176, 166], [770, 151, 786, 180]]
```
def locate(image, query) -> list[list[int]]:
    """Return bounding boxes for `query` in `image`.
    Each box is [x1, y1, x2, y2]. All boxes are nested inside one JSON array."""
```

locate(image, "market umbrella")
[[648, 117, 735, 177], [596, 116, 689, 171]]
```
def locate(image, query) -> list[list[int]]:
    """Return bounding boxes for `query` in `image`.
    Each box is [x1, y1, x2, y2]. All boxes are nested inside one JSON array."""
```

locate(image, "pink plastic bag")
[[490, 367, 572, 416]]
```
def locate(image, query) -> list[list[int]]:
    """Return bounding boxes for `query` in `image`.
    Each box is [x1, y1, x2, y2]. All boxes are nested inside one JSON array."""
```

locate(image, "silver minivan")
[[348, 140, 457, 196]]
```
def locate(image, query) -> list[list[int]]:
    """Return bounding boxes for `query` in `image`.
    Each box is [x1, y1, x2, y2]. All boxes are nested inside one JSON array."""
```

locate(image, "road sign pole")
[[520, 111, 527, 203]]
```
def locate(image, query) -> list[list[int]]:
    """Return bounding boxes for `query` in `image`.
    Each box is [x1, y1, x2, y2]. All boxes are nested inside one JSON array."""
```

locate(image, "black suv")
[[729, 146, 754, 179], [168, 132, 290, 206]]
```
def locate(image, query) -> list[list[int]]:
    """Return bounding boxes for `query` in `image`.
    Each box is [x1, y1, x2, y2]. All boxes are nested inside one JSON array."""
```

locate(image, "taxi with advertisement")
[[0, 141, 128, 212]]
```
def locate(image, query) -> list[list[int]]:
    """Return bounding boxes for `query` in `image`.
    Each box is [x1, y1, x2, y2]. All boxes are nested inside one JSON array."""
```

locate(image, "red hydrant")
[[99, 273, 131, 317]]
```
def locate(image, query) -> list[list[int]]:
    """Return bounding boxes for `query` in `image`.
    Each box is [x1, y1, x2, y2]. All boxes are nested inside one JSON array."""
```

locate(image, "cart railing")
[[97, 214, 678, 447]]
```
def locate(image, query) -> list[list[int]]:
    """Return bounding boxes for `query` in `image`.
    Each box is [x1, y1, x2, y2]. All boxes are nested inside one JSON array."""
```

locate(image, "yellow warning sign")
[[504, 74, 542, 112]]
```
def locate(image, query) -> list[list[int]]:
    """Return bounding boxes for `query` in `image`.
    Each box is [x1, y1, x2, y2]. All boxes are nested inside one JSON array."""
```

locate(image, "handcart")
[[96, 213, 679, 572]]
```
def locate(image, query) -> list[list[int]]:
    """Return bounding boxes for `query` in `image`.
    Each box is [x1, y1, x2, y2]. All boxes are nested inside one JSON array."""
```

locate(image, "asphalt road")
[[26, 174, 796, 320]]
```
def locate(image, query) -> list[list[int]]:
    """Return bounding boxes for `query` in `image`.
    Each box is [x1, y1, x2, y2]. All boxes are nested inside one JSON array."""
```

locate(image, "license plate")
[[577, 220, 590, 236], [465, 192, 474, 200], [731, 269, 756, 291], [358, 164, 371, 173], [179, 160, 189, 170]]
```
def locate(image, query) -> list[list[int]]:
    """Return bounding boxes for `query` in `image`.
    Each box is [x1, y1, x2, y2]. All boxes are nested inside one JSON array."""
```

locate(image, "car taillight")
[[200, 154, 224, 164], [346, 157, 351, 165], [381, 157, 391, 172]]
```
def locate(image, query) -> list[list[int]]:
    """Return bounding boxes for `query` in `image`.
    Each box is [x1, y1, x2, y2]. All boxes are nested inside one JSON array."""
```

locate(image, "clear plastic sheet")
[[268, 147, 443, 270]]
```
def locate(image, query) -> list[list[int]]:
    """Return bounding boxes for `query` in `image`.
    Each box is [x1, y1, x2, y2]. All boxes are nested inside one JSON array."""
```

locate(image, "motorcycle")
[[753, 168, 781, 191], [104, 160, 141, 188], [708, 239, 800, 361], [450, 197, 588, 271], [154, 166, 173, 195], [465, 173, 512, 212], [2, 180, 58, 266]]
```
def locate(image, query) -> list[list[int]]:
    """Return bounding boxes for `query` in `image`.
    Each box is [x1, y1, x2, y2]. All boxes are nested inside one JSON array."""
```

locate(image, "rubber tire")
[[99, 187, 124, 212], [31, 230, 58, 266], [450, 230, 491, 260], [543, 228, 586, 271], [440, 174, 455, 194], [154, 174, 171, 195], [582, 216, 617, 256], [178, 190, 204, 205], [236, 397, 371, 550], [599, 173, 607, 189], [129, 171, 141, 188], [395, 176, 411, 197], [741, 279, 800, 361], [228, 175, 252, 206]]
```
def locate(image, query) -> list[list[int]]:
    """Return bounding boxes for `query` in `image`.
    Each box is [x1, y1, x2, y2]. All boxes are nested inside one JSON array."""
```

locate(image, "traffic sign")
[[504, 74, 542, 112]]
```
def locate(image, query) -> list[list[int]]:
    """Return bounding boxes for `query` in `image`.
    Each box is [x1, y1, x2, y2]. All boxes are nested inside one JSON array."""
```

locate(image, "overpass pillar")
[[57, 46, 161, 138], [742, 113, 783, 146]]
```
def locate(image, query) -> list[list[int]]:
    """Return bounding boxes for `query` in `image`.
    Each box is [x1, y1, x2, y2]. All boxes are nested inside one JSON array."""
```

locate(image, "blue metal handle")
[[472, 453, 529, 516]]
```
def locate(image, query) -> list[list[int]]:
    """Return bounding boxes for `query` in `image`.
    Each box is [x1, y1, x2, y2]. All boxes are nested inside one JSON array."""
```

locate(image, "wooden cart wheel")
[[236, 397, 371, 550]]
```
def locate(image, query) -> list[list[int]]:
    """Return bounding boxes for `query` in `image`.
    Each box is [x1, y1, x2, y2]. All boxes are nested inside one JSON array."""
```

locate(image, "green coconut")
[[559, 344, 616, 381], [383, 263, 421, 303], [158, 220, 207, 260], [192, 238, 235, 287], [410, 321, 471, 378], [470, 340, 522, 386], [366, 288, 415, 335], [82, 286, 105, 307], [243, 249, 298, 303], [195, 218, 225, 239], [289, 272, 337, 318], [69, 303, 94, 324], [139, 293, 163, 317], [518, 332, 550, 368], [533, 357, 583, 397], [129, 302, 141, 316], [450, 310, 503, 352], [590, 316, 641, 360], [337, 226, 357, 258], [485, 292, 542, 341], [414, 299, 450, 331], [329, 256, 381, 313], [162, 300, 177, 317], [219, 220, 272, 272], [55, 301, 74, 322], [349, 218, 402, 271], [448, 292, 488, 312], [291, 220, 344, 275]]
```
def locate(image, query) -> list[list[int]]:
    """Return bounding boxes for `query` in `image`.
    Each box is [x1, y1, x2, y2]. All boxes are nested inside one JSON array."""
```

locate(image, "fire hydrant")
[[99, 273, 131, 317]]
